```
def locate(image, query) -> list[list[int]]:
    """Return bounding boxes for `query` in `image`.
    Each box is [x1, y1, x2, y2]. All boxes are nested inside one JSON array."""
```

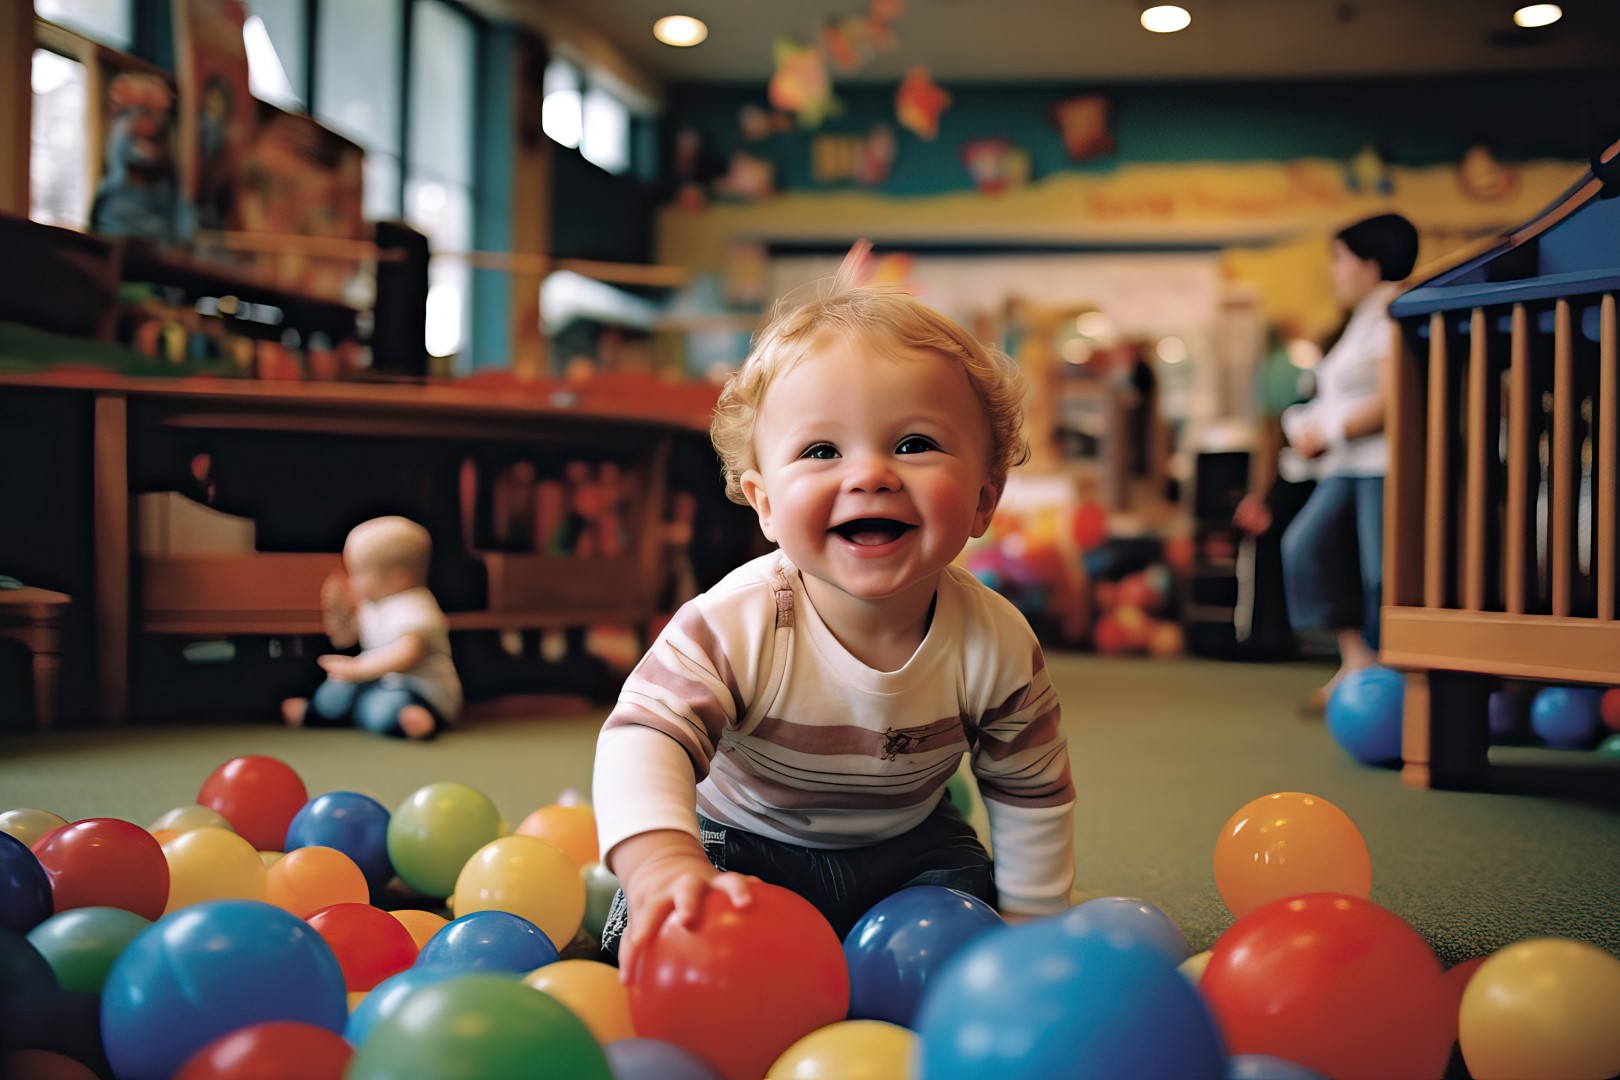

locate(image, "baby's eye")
[[800, 443, 839, 460], [896, 435, 939, 454]]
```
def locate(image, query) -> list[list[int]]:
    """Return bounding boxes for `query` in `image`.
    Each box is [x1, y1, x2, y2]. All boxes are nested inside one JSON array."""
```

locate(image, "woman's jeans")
[[598, 795, 996, 958], [1280, 474, 1384, 649]]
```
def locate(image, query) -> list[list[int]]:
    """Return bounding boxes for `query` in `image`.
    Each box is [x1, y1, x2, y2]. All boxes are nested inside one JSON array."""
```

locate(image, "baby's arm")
[[319, 631, 426, 682], [595, 723, 757, 981], [972, 643, 1077, 917], [321, 572, 359, 649]]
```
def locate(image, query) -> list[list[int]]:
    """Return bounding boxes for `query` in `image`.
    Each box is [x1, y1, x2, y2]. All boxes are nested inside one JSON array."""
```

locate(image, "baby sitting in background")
[[282, 515, 461, 739]]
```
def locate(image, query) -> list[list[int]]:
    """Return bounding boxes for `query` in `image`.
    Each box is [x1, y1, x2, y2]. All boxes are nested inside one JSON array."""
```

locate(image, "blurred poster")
[[174, 0, 256, 231]]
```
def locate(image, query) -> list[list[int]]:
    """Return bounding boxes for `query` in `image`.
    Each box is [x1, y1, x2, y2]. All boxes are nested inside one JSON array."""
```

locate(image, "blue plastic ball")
[[914, 919, 1226, 1079], [603, 1038, 724, 1080], [1229, 1054, 1330, 1080], [1057, 896, 1188, 965], [415, 910, 559, 973], [1487, 689, 1524, 743], [0, 832, 53, 934], [1529, 686, 1604, 749], [100, 900, 347, 1080], [844, 885, 1004, 1028], [284, 791, 394, 896], [1325, 666, 1405, 766]]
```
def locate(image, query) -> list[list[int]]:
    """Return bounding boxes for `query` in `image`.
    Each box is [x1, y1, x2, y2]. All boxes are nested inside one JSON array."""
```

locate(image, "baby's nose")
[[843, 455, 902, 492]]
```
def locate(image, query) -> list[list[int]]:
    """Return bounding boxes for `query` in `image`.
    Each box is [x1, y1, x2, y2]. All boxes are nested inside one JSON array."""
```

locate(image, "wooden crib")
[[1382, 145, 1620, 788]]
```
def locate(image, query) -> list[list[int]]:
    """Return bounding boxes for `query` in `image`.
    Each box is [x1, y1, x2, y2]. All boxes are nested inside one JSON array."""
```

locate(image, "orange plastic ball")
[[514, 804, 599, 870], [1212, 792, 1371, 919], [390, 908, 449, 952], [267, 846, 369, 919]]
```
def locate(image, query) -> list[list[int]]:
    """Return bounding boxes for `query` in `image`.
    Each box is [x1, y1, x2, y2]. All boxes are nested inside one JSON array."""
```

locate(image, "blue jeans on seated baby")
[[303, 678, 441, 738], [597, 794, 996, 961]]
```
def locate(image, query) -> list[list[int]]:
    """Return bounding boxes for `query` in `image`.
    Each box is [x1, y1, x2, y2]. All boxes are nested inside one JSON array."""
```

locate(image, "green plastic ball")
[[345, 973, 612, 1080], [386, 783, 502, 898], [26, 906, 151, 993]]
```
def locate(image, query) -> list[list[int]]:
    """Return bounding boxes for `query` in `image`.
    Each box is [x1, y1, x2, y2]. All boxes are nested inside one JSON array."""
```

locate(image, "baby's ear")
[[970, 480, 1001, 538], [740, 469, 777, 542]]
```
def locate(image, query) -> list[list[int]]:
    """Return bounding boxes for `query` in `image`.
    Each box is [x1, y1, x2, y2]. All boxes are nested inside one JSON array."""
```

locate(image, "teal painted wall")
[[666, 70, 1610, 198]]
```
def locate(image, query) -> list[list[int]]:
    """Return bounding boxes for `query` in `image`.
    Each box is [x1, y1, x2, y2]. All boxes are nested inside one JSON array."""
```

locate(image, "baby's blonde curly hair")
[[711, 270, 1028, 505]]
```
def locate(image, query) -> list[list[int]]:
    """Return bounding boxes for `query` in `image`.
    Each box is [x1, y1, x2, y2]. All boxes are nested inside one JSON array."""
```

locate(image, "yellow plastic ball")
[[1459, 937, 1620, 1080], [0, 808, 69, 848], [452, 835, 585, 949], [524, 959, 635, 1044], [161, 826, 267, 912], [766, 1020, 917, 1079]]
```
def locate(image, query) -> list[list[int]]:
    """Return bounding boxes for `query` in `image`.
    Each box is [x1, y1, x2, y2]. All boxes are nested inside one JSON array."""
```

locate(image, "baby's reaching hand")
[[618, 848, 757, 984], [317, 653, 361, 682]]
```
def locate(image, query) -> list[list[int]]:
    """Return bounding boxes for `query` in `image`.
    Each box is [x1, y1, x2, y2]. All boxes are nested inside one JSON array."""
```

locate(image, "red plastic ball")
[[173, 1021, 353, 1080], [1600, 688, 1620, 733], [31, 818, 169, 920], [197, 756, 309, 852], [629, 883, 849, 1080], [1440, 955, 1487, 1045], [305, 902, 418, 991], [1071, 501, 1108, 551], [1201, 893, 1452, 1080]]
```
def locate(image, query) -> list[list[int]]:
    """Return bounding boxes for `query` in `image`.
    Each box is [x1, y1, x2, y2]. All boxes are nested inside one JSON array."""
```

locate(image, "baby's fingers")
[[711, 872, 758, 909]]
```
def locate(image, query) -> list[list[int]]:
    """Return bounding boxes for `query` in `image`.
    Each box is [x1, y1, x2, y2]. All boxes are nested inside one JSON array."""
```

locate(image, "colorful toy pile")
[[3, 759, 1619, 1079]]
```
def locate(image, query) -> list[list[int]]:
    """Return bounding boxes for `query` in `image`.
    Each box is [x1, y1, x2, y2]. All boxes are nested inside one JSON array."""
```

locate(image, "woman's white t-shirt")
[[1281, 281, 1399, 479]]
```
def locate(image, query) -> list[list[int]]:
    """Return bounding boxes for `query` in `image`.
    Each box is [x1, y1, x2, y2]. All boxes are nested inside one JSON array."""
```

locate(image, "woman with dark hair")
[[1247, 212, 1419, 711]]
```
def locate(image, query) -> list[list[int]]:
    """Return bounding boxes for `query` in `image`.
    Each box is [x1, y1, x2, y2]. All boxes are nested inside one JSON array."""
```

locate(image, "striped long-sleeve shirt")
[[593, 552, 1076, 913]]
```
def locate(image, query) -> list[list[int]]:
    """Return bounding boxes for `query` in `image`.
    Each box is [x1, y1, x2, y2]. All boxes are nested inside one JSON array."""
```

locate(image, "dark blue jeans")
[[598, 795, 996, 958], [1280, 474, 1384, 649], [303, 678, 442, 738]]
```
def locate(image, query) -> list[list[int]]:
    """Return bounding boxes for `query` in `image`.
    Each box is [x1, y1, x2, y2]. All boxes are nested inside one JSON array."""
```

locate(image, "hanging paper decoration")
[[770, 39, 838, 129], [712, 150, 776, 201], [810, 124, 896, 186], [1345, 145, 1393, 195], [739, 104, 793, 141], [961, 138, 1031, 195], [1050, 95, 1115, 162], [857, 124, 897, 186], [1458, 145, 1521, 202], [895, 67, 950, 140]]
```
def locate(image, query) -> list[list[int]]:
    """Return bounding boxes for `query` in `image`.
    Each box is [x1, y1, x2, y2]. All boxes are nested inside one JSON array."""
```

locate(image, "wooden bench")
[[0, 587, 70, 728]]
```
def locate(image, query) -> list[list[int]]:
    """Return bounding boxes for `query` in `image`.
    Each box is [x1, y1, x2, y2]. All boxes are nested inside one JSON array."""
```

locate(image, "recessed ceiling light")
[[1512, 4, 1561, 27], [653, 15, 708, 47], [1141, 5, 1192, 33]]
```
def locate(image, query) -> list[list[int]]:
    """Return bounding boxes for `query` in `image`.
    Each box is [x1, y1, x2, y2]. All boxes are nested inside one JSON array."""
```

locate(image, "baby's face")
[[741, 335, 997, 610]]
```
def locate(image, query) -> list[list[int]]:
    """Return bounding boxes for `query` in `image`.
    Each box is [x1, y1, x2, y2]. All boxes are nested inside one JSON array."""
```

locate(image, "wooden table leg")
[[93, 393, 129, 724], [31, 648, 61, 729], [1401, 668, 1491, 790]]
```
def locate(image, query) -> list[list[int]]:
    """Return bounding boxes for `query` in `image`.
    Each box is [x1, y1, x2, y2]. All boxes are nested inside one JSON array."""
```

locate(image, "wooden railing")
[[1383, 292, 1618, 786]]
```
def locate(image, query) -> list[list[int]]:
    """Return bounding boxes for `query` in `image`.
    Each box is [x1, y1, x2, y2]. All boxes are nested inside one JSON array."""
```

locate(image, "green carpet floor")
[[3, 655, 1618, 966]]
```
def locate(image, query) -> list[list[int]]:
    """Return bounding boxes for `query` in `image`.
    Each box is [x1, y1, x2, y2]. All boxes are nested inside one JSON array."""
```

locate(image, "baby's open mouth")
[[831, 518, 915, 546]]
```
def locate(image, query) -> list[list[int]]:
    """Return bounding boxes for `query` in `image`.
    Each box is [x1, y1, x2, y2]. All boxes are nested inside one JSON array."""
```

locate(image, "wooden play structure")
[[1382, 144, 1619, 787]]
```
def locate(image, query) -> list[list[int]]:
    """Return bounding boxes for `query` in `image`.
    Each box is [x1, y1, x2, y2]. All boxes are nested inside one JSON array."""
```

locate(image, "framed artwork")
[[36, 21, 182, 245]]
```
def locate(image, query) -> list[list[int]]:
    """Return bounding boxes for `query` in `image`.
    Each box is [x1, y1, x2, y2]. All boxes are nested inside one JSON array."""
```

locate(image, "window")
[[34, 0, 131, 49], [541, 58, 582, 150], [582, 85, 629, 175], [243, 0, 304, 111], [315, 0, 402, 219], [29, 48, 89, 230], [407, 0, 476, 363]]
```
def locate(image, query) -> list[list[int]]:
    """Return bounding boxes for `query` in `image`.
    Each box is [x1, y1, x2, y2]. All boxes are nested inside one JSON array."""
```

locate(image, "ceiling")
[[496, 0, 1620, 88]]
